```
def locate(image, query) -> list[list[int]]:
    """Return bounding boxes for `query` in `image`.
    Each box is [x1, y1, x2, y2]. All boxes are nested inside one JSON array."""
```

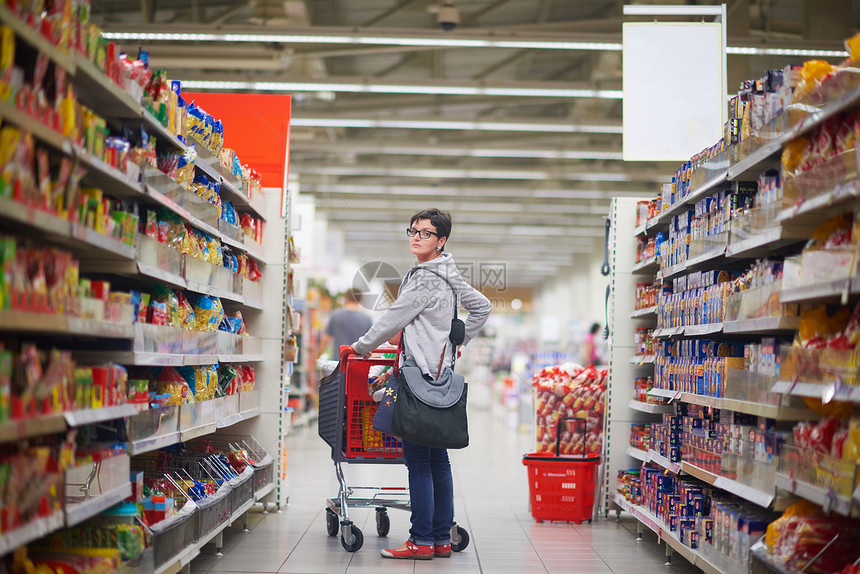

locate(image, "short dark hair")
[[590, 323, 601, 335], [344, 288, 362, 304], [410, 208, 452, 251]]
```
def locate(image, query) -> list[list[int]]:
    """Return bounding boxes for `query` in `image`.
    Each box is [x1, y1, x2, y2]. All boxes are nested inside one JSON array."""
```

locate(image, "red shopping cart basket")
[[522, 417, 600, 523]]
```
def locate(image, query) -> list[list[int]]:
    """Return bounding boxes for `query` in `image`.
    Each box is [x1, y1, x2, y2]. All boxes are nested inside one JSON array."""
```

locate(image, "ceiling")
[[90, 0, 858, 287]]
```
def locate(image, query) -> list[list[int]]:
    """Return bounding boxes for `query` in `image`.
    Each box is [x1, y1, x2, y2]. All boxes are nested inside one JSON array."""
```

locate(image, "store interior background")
[[92, 0, 857, 425]]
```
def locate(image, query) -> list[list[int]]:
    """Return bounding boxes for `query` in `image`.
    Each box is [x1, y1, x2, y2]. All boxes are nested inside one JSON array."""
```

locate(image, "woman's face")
[[409, 218, 446, 261]]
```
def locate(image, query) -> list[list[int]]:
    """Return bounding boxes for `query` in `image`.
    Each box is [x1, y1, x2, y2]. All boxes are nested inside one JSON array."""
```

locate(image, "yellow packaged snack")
[[846, 33, 860, 63]]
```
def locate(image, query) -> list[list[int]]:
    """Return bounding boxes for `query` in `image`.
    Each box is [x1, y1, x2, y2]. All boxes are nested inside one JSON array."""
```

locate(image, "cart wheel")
[[588, 518, 593, 524], [340, 522, 364, 552], [375, 509, 390, 537], [451, 525, 470, 553], [325, 509, 339, 537]]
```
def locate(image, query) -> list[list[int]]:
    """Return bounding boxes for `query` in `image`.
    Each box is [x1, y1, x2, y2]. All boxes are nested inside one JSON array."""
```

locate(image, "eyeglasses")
[[406, 228, 440, 240]]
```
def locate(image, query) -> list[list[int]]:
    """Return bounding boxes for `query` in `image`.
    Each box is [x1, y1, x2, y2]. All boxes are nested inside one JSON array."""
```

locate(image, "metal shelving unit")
[[0, 6, 289, 563]]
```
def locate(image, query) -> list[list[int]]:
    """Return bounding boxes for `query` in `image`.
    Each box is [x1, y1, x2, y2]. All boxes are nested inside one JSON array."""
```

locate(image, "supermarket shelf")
[[64, 404, 139, 427], [780, 278, 859, 304], [773, 472, 855, 516], [73, 146, 145, 200], [155, 542, 200, 574], [662, 246, 727, 281], [777, 180, 860, 227], [728, 140, 783, 182], [0, 99, 70, 153], [75, 352, 219, 367], [722, 316, 799, 334], [193, 146, 267, 222], [0, 413, 66, 443], [680, 462, 774, 508], [243, 298, 265, 311], [647, 449, 681, 474], [241, 407, 262, 420], [726, 226, 806, 259], [72, 54, 141, 119], [215, 412, 244, 429], [0, 198, 136, 261], [145, 185, 222, 240], [772, 380, 860, 403], [633, 223, 647, 238], [750, 544, 793, 574], [678, 393, 815, 421], [0, 510, 65, 557], [629, 355, 656, 365], [127, 432, 181, 456], [218, 354, 265, 363], [648, 388, 680, 400], [659, 174, 730, 224], [628, 400, 672, 414], [632, 257, 660, 275], [138, 263, 187, 290], [0, 6, 74, 71], [65, 482, 133, 527], [144, 184, 266, 263], [144, 109, 186, 151], [0, 311, 134, 339], [243, 239, 267, 263], [184, 279, 245, 305], [684, 322, 724, 337], [626, 446, 650, 462], [630, 306, 658, 319], [612, 493, 722, 574], [180, 423, 218, 442], [255, 482, 276, 502]]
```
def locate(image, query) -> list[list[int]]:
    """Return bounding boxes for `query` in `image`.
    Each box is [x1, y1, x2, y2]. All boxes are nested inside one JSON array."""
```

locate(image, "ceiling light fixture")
[[289, 118, 624, 133], [296, 165, 646, 182], [102, 31, 844, 58], [180, 80, 623, 99]]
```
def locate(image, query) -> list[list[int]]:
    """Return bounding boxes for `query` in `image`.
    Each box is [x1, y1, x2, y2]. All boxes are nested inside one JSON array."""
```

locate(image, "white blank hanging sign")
[[622, 22, 724, 162]]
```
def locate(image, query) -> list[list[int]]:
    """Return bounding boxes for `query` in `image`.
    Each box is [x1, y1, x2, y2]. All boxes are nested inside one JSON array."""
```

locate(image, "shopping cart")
[[318, 348, 470, 553]]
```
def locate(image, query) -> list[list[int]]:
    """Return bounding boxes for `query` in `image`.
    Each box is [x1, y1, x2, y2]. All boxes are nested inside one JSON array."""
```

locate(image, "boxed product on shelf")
[[654, 339, 744, 395], [531, 363, 606, 455]]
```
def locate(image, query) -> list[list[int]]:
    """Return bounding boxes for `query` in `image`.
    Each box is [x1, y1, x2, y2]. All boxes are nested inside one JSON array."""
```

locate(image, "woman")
[[343, 208, 492, 560], [582, 322, 602, 365]]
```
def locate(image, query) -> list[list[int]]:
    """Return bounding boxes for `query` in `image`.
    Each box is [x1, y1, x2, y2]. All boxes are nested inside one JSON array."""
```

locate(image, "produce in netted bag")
[[532, 363, 606, 454]]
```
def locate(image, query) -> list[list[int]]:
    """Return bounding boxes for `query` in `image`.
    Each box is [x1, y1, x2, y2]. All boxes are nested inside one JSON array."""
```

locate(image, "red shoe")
[[380, 541, 434, 560], [434, 544, 452, 558]]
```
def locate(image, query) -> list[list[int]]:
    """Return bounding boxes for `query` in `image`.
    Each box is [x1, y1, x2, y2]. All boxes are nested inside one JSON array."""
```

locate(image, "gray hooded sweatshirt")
[[353, 253, 492, 376]]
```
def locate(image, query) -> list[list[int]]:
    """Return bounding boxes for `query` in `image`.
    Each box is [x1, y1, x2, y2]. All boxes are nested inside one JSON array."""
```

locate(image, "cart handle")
[[338, 345, 398, 372]]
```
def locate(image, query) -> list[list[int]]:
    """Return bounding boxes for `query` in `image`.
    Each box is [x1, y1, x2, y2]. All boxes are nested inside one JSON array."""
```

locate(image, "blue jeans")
[[401, 440, 453, 547]]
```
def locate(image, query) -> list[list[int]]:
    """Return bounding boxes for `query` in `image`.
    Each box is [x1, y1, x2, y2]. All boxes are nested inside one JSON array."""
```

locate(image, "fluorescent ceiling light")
[[293, 142, 623, 160], [726, 47, 847, 57], [290, 118, 623, 134], [297, 165, 643, 182], [103, 31, 621, 51], [103, 30, 843, 59], [180, 80, 621, 99]]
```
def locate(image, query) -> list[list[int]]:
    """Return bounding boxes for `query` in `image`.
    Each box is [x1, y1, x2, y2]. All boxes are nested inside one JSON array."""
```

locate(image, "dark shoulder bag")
[[391, 280, 469, 449]]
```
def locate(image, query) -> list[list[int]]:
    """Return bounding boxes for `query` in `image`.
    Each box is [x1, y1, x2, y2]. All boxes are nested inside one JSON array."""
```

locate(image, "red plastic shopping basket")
[[522, 417, 600, 523]]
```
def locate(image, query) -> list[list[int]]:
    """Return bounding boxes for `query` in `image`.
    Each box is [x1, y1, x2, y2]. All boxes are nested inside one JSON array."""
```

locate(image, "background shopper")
[[320, 288, 373, 359]]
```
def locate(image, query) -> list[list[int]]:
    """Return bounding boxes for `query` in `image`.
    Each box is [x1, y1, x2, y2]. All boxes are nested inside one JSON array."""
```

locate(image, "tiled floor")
[[190, 407, 701, 573]]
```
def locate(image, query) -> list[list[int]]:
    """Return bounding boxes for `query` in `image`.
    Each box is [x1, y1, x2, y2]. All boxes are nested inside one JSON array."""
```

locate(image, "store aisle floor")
[[190, 407, 700, 574]]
